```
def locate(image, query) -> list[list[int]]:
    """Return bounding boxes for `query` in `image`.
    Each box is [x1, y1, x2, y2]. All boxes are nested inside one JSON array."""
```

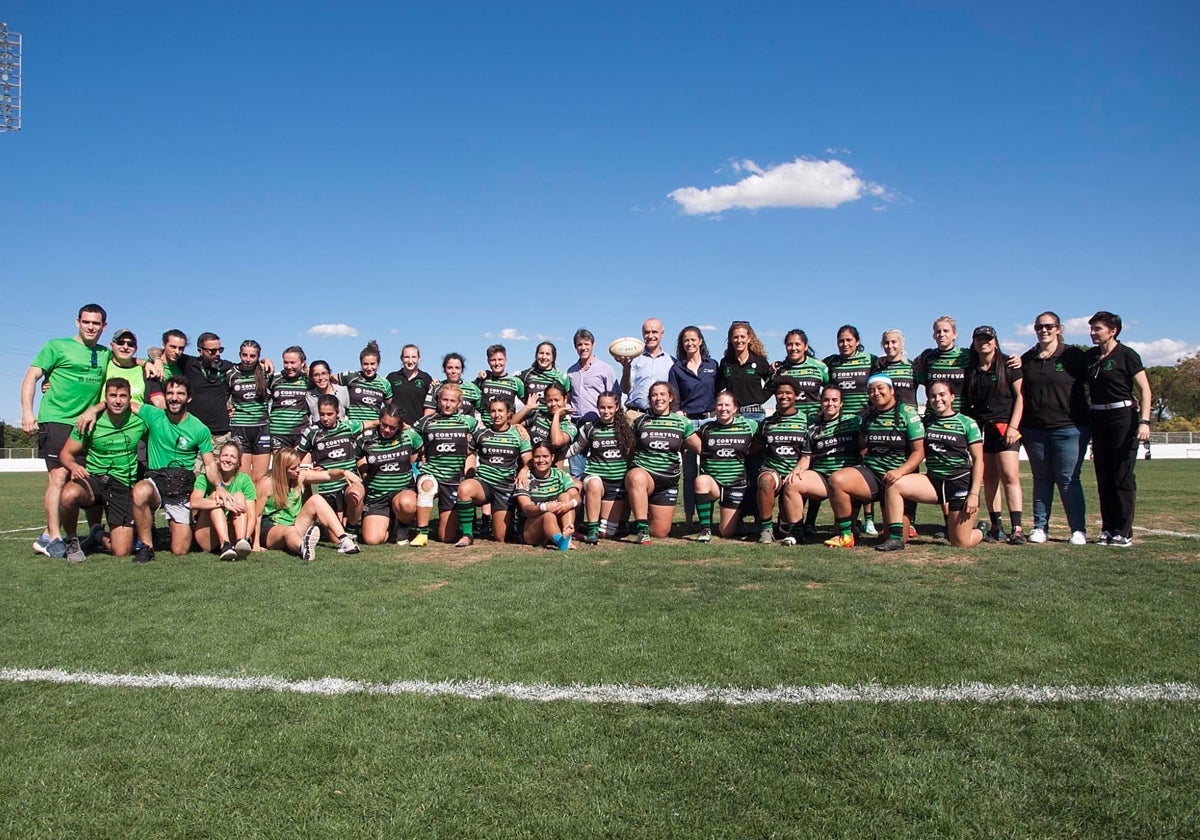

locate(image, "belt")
[[1091, 400, 1133, 410], [687, 411, 715, 420]]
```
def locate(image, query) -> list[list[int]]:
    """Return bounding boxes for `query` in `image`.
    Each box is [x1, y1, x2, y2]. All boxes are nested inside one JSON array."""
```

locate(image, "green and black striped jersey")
[[413, 412, 478, 482], [516, 467, 575, 506], [774, 357, 829, 421], [520, 367, 571, 406], [298, 419, 364, 494], [823, 350, 876, 417], [698, 415, 757, 487], [268, 373, 312, 437], [861, 404, 924, 475], [226, 367, 269, 426], [923, 412, 981, 480], [472, 425, 530, 487], [572, 420, 630, 481], [338, 371, 392, 426], [753, 410, 808, 474], [801, 413, 861, 475], [424, 380, 483, 417], [527, 409, 578, 459], [914, 347, 970, 413], [874, 358, 917, 408], [357, 427, 421, 500], [474, 373, 526, 408], [631, 412, 695, 479]]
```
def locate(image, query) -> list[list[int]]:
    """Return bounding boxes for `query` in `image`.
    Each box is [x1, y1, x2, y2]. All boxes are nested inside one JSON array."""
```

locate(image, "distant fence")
[[1149, 432, 1200, 444], [0, 448, 36, 459]]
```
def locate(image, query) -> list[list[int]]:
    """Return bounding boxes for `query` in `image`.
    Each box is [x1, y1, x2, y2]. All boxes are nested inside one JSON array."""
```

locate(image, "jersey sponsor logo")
[[714, 448, 737, 458], [772, 445, 797, 457], [647, 439, 673, 451], [435, 442, 459, 453]]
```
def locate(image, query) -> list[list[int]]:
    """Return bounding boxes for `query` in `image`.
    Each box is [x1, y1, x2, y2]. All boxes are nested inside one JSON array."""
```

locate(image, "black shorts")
[[363, 491, 403, 519], [272, 432, 303, 451], [437, 480, 461, 512], [231, 425, 272, 456], [38, 422, 73, 466], [320, 488, 347, 513], [810, 471, 834, 496], [714, 480, 747, 510], [847, 465, 885, 502], [82, 474, 135, 528], [930, 474, 972, 511], [479, 479, 515, 511], [647, 473, 679, 507], [982, 422, 1021, 454], [260, 515, 288, 541], [584, 475, 627, 502]]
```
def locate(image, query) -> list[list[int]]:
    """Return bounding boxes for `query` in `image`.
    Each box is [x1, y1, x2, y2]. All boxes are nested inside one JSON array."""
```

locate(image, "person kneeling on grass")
[[694, 391, 757, 543], [624, 381, 700, 544], [254, 447, 360, 561], [824, 374, 925, 549], [356, 401, 421, 546], [454, 397, 531, 547], [879, 380, 984, 550], [515, 442, 581, 551], [191, 440, 257, 560]]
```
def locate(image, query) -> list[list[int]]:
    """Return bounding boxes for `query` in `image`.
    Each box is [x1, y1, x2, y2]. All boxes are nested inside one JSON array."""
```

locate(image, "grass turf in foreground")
[[0, 463, 1198, 837]]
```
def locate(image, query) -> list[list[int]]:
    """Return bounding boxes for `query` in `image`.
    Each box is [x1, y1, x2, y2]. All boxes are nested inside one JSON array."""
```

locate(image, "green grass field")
[[1, 463, 1198, 838]]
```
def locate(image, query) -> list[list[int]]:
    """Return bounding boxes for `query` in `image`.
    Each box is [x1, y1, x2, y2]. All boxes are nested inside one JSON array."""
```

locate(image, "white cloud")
[[306, 323, 359, 338], [1124, 339, 1200, 367], [483, 328, 528, 341], [668, 157, 890, 216], [698, 324, 718, 332]]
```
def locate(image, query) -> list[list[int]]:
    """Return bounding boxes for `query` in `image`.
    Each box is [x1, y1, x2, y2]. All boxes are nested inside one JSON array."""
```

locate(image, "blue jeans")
[[1021, 425, 1090, 533]]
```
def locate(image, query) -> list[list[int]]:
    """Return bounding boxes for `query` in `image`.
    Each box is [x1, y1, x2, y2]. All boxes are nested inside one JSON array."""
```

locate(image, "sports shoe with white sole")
[[234, 538, 253, 559], [757, 529, 774, 545], [32, 533, 53, 557], [1108, 534, 1133, 548], [862, 520, 879, 537], [1069, 531, 1087, 546], [696, 527, 712, 544], [218, 541, 238, 561], [300, 525, 320, 561], [1097, 530, 1112, 545], [1028, 528, 1048, 544], [337, 534, 360, 554]]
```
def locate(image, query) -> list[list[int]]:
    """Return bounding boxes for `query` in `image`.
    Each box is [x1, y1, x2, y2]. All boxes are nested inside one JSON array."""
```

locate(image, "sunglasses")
[[114, 339, 137, 347], [200, 346, 225, 354], [1033, 323, 1058, 331]]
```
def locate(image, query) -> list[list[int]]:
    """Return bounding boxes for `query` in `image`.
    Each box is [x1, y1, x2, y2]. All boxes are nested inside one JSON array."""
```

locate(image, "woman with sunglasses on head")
[[1019, 312, 1090, 545], [963, 325, 1026, 544], [226, 339, 272, 482], [1085, 311, 1152, 547], [306, 359, 349, 424]]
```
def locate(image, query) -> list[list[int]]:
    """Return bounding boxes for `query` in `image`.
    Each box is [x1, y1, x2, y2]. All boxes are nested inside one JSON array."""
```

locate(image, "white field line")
[[1133, 526, 1200, 539], [1, 668, 1197, 705], [0, 526, 42, 535]]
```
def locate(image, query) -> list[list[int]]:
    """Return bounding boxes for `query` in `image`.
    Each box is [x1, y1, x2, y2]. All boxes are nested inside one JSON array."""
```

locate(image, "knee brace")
[[417, 476, 438, 509]]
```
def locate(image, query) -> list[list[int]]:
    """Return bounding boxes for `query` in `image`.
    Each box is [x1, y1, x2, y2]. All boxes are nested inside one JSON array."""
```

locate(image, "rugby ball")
[[608, 336, 644, 360]]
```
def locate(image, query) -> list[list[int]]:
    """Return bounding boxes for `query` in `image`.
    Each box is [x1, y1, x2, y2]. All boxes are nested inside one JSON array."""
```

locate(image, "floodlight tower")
[[1, 22, 21, 132]]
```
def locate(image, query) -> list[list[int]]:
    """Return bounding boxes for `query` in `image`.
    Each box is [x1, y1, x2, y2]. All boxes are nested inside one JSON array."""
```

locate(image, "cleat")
[[907, 525, 918, 540], [409, 532, 429, 548], [757, 529, 774, 545], [218, 541, 238, 561], [454, 535, 474, 548], [300, 525, 319, 562], [132, 544, 154, 564], [801, 524, 819, 540], [1029, 528, 1048, 544], [79, 524, 106, 554], [932, 530, 948, 540], [696, 527, 712, 544], [1069, 531, 1087, 546], [32, 533, 53, 557], [634, 532, 652, 545], [337, 534, 360, 554], [778, 535, 797, 547], [1008, 529, 1027, 546], [823, 533, 855, 549], [862, 519, 879, 537], [1097, 531, 1112, 545], [65, 536, 86, 564], [234, 538, 253, 559], [875, 537, 906, 552], [981, 529, 1000, 543], [1108, 534, 1133, 548], [583, 532, 599, 546]]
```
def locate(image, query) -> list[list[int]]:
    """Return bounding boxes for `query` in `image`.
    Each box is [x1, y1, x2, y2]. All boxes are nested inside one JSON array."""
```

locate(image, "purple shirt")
[[567, 356, 620, 422]]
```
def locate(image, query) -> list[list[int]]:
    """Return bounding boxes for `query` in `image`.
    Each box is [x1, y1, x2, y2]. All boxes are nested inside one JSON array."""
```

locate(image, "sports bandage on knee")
[[417, 477, 438, 509]]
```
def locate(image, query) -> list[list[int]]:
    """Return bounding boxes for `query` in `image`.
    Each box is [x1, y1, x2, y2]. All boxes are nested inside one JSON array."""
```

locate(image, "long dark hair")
[[599, 390, 637, 458], [675, 326, 710, 360]]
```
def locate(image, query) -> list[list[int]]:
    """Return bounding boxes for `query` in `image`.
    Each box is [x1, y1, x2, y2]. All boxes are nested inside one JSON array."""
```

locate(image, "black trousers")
[[1090, 407, 1138, 538]]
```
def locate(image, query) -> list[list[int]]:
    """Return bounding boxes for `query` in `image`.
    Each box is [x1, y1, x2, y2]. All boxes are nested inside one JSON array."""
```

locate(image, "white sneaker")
[[1069, 531, 1087, 546], [862, 520, 879, 537], [1028, 528, 1048, 544]]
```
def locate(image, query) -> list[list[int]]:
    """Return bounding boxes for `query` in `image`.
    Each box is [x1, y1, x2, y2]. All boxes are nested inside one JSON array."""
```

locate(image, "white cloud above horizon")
[[668, 157, 890, 215], [1125, 339, 1200, 367], [483, 328, 528, 341], [306, 323, 359, 338]]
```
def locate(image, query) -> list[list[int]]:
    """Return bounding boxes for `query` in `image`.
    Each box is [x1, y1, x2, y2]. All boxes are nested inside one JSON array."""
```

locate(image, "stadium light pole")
[[1, 22, 21, 132]]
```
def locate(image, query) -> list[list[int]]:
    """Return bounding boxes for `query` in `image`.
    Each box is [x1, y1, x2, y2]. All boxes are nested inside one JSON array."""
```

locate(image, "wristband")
[[539, 502, 548, 512], [1138, 419, 1150, 426]]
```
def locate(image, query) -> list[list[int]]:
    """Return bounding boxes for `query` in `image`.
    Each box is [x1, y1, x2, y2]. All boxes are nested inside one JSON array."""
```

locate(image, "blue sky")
[[3, 1, 1198, 425]]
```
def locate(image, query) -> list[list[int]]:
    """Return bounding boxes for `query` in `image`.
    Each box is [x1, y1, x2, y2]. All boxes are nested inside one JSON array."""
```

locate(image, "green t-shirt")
[[262, 487, 303, 527], [138, 404, 214, 470], [70, 410, 147, 486], [32, 338, 111, 424], [194, 471, 257, 501]]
